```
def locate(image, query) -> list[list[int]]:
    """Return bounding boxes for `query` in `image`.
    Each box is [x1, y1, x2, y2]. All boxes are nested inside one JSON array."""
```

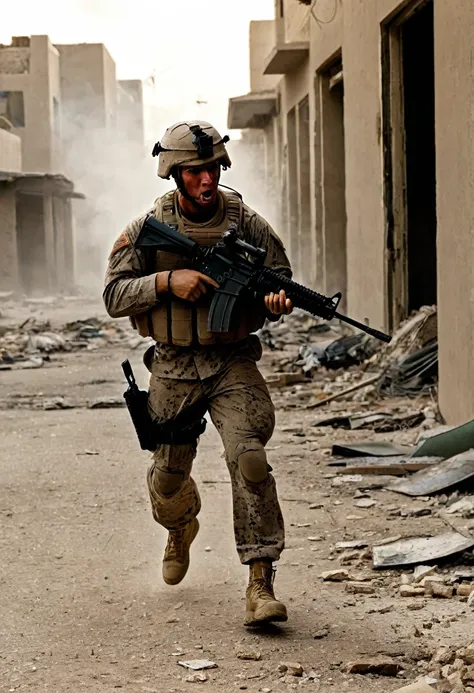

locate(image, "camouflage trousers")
[[146, 356, 285, 564]]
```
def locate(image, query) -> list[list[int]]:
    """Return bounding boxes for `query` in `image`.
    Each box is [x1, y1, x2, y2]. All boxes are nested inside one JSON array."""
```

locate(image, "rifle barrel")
[[334, 311, 391, 343]]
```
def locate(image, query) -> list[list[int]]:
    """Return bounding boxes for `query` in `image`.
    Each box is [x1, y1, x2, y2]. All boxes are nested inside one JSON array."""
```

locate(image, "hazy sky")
[[0, 0, 275, 141]]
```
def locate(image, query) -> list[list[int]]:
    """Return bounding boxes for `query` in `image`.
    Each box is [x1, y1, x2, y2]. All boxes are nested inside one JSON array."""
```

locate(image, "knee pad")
[[236, 441, 269, 484], [154, 466, 185, 496]]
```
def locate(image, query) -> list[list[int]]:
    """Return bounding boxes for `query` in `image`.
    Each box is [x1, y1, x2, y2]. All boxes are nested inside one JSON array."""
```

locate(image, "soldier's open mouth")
[[200, 190, 214, 203]]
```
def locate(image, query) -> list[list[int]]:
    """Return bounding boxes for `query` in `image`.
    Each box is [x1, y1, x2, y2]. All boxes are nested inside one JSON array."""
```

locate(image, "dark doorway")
[[383, 0, 436, 328], [402, 1, 437, 312], [16, 193, 47, 294]]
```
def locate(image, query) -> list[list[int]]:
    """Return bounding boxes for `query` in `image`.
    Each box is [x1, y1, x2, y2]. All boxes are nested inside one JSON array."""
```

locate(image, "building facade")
[[0, 35, 62, 173], [0, 120, 81, 294], [228, 0, 474, 425], [0, 34, 147, 294]]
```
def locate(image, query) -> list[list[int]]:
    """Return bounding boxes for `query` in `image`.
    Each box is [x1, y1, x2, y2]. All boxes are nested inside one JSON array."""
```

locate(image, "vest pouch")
[[149, 303, 169, 343], [170, 300, 194, 346]]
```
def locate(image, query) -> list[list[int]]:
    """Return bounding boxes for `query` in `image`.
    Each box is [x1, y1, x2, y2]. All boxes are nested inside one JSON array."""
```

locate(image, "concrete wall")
[[342, 1, 387, 331], [117, 79, 145, 147], [239, 0, 474, 425], [0, 128, 22, 172], [434, 0, 474, 424], [249, 21, 281, 92], [0, 184, 19, 291], [284, 0, 310, 42], [103, 47, 117, 130], [0, 36, 61, 173], [57, 43, 112, 131]]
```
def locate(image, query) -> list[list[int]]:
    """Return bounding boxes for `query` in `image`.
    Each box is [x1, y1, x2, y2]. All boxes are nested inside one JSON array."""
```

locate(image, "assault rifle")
[[135, 218, 391, 343]]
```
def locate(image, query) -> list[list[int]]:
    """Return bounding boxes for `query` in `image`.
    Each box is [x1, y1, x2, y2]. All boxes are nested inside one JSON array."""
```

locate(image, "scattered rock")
[[345, 581, 376, 595], [313, 626, 330, 639], [236, 650, 261, 661], [278, 662, 304, 677], [354, 499, 377, 509], [429, 583, 454, 599], [345, 657, 402, 676], [321, 569, 349, 582], [431, 648, 456, 666], [185, 673, 208, 683], [414, 565, 437, 583], [400, 585, 425, 597], [178, 660, 217, 671]]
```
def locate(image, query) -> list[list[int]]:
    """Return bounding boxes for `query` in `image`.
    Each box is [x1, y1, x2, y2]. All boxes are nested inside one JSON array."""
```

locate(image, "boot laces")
[[250, 566, 276, 601], [165, 529, 185, 562]]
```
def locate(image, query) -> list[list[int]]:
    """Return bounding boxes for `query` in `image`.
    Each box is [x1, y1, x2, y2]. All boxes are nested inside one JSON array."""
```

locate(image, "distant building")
[[0, 118, 83, 294]]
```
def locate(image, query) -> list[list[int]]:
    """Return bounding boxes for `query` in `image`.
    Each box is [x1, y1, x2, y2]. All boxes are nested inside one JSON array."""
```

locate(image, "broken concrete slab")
[[386, 450, 474, 496], [177, 659, 217, 670], [373, 532, 474, 569], [345, 657, 402, 676]]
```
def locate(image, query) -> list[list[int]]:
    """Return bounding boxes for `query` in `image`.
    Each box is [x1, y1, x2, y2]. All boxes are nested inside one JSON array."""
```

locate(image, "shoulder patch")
[[109, 232, 130, 258]]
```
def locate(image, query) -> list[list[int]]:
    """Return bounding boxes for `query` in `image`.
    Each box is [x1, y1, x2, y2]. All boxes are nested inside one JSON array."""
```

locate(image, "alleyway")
[[1, 299, 472, 692]]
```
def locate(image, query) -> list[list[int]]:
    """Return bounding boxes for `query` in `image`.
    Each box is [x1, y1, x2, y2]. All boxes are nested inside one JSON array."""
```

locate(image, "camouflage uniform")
[[104, 190, 290, 565]]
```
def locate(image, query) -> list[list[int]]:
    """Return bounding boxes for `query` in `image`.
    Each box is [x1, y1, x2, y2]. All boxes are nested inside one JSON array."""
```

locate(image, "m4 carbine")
[[135, 218, 391, 344]]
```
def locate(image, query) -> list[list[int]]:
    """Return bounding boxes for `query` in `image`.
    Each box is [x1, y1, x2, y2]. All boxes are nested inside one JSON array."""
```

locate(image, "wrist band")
[[167, 270, 174, 294]]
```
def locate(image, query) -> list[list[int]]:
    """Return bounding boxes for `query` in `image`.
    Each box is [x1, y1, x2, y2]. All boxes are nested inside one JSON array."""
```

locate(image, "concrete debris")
[[235, 649, 261, 661], [393, 683, 436, 693], [0, 315, 150, 366], [414, 565, 438, 583], [400, 585, 426, 597], [354, 498, 377, 508], [387, 451, 474, 497], [296, 333, 378, 373], [420, 641, 474, 691], [345, 581, 376, 595], [315, 410, 425, 432], [178, 660, 217, 671], [277, 662, 304, 677], [373, 532, 474, 569], [345, 656, 402, 676], [184, 672, 208, 683], [321, 569, 349, 581]]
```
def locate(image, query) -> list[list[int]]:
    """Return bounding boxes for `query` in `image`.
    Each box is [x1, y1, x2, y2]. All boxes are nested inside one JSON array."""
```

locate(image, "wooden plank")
[[339, 455, 443, 476]]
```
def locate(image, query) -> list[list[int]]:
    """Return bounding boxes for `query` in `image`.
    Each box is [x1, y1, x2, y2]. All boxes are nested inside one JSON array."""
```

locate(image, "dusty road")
[[1, 301, 472, 692]]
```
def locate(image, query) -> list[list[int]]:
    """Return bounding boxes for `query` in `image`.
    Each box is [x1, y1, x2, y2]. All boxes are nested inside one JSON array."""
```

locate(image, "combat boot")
[[245, 559, 288, 626], [162, 518, 199, 585]]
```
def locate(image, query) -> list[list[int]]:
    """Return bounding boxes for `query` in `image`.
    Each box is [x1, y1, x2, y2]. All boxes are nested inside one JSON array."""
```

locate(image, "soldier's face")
[[181, 162, 220, 207]]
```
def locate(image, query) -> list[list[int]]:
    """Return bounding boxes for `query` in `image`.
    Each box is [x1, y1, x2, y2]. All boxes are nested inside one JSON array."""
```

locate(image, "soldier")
[[103, 120, 293, 626]]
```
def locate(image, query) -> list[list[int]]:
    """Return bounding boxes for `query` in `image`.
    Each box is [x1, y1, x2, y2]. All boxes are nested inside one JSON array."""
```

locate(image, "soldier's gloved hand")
[[264, 290, 293, 315], [168, 269, 219, 302]]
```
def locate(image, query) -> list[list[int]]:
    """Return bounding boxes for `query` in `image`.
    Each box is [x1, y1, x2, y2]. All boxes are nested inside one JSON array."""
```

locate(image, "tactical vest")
[[132, 189, 266, 346]]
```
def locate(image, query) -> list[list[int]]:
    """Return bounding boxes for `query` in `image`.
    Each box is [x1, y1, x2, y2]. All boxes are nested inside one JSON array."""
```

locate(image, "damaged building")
[[228, 0, 474, 425], [0, 36, 83, 295], [0, 34, 147, 294]]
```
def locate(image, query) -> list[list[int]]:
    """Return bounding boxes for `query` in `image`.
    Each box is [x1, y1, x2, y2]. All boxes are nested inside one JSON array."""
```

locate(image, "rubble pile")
[[262, 305, 439, 413], [422, 642, 474, 692], [0, 316, 146, 369]]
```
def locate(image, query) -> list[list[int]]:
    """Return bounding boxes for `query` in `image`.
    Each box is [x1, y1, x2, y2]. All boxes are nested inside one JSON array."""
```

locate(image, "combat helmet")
[[152, 120, 232, 179]]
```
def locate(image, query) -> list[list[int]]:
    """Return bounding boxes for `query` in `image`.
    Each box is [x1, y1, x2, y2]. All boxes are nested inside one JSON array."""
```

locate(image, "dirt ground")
[[1, 299, 472, 693]]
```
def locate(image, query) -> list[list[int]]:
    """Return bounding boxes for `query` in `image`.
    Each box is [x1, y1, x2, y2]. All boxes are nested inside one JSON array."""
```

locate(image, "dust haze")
[[0, 0, 277, 293]]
